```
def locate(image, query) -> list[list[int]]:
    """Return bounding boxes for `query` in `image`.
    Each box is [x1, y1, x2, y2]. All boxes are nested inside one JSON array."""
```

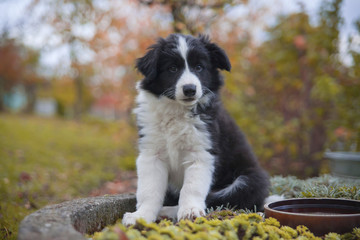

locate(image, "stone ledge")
[[18, 194, 136, 240]]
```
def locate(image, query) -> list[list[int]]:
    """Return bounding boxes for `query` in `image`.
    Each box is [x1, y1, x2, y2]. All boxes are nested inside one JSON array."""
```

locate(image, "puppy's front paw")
[[122, 211, 155, 226], [122, 212, 138, 226], [177, 207, 205, 221]]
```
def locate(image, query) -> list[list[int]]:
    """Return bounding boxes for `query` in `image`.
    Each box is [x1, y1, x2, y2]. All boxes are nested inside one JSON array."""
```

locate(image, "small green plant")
[[270, 175, 360, 200]]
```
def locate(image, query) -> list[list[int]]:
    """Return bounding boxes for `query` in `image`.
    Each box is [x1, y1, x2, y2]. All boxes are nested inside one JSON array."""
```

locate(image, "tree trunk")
[[171, 3, 185, 33], [0, 78, 5, 112], [24, 84, 37, 114]]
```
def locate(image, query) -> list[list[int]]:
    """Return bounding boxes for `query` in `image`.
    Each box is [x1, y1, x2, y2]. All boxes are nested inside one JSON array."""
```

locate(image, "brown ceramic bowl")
[[264, 198, 360, 236]]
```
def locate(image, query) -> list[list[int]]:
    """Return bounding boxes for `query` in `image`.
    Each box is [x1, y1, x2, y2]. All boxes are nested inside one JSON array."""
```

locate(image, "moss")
[[92, 211, 359, 240], [89, 175, 360, 240], [280, 226, 298, 238], [324, 232, 341, 240], [263, 217, 280, 227], [296, 226, 319, 239], [270, 175, 360, 200]]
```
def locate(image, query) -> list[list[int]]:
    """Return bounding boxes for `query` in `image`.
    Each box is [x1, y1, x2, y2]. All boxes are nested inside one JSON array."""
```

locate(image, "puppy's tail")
[[206, 171, 270, 211]]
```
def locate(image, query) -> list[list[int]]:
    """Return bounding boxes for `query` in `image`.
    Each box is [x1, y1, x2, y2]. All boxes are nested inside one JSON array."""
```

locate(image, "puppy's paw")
[[177, 207, 205, 221], [122, 211, 155, 226]]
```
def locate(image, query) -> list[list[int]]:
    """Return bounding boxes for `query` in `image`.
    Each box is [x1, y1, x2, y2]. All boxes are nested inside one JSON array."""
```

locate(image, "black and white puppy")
[[122, 34, 270, 225]]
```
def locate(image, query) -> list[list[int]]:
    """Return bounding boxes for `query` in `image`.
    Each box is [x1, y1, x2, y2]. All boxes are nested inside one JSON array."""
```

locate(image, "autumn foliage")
[[0, 0, 359, 177]]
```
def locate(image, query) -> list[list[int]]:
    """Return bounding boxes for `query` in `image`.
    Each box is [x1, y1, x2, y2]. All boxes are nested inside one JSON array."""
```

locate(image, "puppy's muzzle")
[[183, 84, 197, 97]]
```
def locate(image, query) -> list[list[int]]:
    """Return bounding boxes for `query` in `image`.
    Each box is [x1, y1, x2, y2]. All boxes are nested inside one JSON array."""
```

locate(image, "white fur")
[[122, 87, 215, 225], [177, 36, 188, 60], [213, 176, 248, 198], [175, 69, 203, 105], [175, 36, 203, 106]]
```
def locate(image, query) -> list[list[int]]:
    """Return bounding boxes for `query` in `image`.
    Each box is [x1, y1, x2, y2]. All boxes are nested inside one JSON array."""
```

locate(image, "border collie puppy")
[[122, 34, 269, 225]]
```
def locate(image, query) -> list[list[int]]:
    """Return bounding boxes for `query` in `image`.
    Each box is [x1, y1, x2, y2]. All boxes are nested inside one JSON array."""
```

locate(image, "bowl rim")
[[264, 198, 360, 218], [324, 151, 360, 161]]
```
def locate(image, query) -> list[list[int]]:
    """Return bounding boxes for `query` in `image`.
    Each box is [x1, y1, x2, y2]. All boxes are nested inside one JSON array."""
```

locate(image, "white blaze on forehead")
[[175, 36, 203, 105], [177, 36, 189, 61]]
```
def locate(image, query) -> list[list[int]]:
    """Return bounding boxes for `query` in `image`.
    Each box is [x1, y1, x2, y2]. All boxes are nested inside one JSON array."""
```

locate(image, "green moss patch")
[[91, 211, 360, 240], [91, 175, 360, 239], [270, 175, 360, 200]]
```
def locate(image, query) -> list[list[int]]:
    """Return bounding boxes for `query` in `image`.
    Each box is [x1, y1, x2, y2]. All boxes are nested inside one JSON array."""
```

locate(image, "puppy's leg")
[[177, 152, 214, 221], [122, 154, 168, 225]]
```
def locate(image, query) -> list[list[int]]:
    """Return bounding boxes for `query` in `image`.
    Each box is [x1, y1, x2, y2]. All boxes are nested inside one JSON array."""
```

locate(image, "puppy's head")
[[136, 34, 231, 106]]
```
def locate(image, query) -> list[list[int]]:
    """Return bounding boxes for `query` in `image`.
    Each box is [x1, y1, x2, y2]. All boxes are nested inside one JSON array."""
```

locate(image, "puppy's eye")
[[195, 64, 203, 72], [169, 66, 178, 73]]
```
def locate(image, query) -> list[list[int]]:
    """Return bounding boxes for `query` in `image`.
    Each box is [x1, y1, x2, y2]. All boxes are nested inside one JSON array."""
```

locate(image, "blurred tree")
[[349, 20, 360, 151], [0, 34, 43, 113], [332, 19, 360, 151], [0, 36, 23, 111], [51, 72, 93, 117], [224, 0, 345, 176], [43, 0, 97, 120], [28, 0, 170, 120], [138, 0, 247, 34], [22, 48, 43, 114], [16, 0, 355, 176]]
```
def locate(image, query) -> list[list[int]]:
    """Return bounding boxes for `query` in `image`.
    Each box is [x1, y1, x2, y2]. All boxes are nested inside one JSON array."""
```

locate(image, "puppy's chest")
[[137, 100, 211, 166], [154, 110, 208, 155]]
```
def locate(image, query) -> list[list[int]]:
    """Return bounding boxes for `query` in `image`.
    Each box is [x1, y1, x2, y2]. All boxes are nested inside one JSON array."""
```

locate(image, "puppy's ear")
[[136, 39, 163, 83], [199, 35, 231, 72]]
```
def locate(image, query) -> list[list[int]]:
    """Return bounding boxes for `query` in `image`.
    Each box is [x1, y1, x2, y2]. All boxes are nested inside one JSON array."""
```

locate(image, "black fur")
[[137, 34, 269, 211]]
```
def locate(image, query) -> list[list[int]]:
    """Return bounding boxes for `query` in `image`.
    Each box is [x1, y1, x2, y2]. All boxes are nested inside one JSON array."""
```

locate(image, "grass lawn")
[[1, 114, 360, 240], [0, 114, 137, 240]]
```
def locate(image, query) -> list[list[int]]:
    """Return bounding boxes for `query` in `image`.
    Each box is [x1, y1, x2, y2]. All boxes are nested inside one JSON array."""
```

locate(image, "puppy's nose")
[[183, 84, 197, 97]]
